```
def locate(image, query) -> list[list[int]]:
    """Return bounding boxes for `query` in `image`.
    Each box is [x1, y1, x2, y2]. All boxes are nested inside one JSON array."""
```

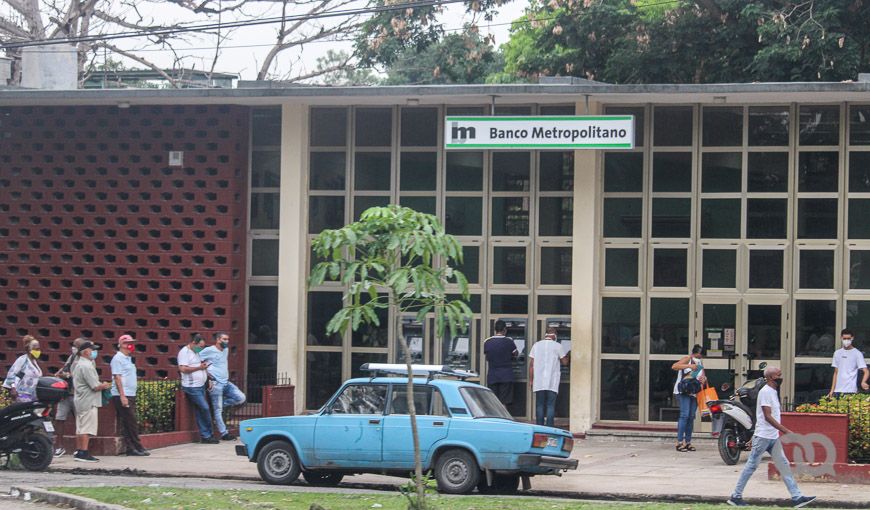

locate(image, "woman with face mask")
[[2, 335, 44, 403]]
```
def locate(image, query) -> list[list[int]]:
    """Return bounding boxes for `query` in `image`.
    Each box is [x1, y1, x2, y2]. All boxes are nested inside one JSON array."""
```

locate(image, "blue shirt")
[[200, 345, 229, 384], [110, 352, 138, 397], [484, 336, 517, 385]]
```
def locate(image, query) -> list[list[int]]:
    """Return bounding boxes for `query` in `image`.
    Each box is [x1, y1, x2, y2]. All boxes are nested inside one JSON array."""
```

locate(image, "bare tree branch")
[[94, 41, 181, 88]]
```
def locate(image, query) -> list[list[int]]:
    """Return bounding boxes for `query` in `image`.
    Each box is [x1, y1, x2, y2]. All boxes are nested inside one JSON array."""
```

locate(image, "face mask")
[[125, 344, 135, 352], [220, 341, 229, 349], [773, 378, 783, 387], [843, 339, 853, 348], [30, 349, 41, 359], [89, 351, 98, 360], [71, 347, 78, 355], [193, 346, 203, 353]]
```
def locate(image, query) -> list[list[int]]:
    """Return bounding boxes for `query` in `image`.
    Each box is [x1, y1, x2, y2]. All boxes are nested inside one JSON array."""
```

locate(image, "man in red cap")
[[111, 334, 148, 456]]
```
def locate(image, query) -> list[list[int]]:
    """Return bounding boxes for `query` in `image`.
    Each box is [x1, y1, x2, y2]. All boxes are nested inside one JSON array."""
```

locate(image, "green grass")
[[54, 487, 764, 510]]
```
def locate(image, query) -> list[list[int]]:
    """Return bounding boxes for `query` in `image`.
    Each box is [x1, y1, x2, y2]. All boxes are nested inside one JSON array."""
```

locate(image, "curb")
[[10, 486, 133, 510]]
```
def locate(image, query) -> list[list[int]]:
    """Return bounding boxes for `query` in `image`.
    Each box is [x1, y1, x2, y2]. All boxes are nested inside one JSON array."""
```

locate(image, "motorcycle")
[[708, 376, 767, 465], [0, 376, 69, 471]]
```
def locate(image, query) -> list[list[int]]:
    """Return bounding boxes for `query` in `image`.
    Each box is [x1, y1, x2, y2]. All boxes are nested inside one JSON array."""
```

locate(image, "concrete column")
[[570, 100, 602, 434], [277, 103, 308, 413]]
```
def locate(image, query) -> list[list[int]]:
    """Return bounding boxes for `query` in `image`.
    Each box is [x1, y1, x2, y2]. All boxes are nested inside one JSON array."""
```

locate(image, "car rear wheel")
[[477, 473, 520, 494], [257, 440, 301, 485], [303, 470, 344, 486], [434, 448, 480, 495]]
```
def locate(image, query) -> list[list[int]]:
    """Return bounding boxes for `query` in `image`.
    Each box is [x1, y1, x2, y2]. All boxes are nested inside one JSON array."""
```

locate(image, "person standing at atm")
[[484, 320, 518, 406], [529, 327, 569, 427]]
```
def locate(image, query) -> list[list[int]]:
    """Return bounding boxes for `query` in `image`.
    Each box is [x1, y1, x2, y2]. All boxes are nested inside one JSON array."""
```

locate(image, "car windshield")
[[459, 387, 513, 420]]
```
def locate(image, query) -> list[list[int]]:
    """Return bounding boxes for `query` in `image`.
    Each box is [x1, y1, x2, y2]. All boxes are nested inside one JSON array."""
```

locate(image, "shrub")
[[0, 390, 12, 410], [796, 394, 870, 462], [136, 380, 179, 434]]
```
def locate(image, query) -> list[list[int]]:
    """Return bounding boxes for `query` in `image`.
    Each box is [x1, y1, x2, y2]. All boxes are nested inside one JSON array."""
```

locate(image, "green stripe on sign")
[[445, 116, 633, 121], [445, 143, 633, 148]]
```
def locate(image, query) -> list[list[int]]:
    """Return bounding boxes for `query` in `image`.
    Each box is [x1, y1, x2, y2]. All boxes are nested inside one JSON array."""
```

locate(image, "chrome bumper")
[[517, 454, 579, 471]]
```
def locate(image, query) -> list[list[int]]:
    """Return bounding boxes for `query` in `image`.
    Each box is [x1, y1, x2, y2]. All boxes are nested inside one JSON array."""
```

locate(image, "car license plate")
[[43, 421, 54, 433], [547, 437, 558, 447]]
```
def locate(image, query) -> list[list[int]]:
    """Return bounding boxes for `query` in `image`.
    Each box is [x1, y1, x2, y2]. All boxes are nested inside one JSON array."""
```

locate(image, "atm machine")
[[394, 316, 425, 364], [486, 318, 528, 418], [441, 319, 481, 382]]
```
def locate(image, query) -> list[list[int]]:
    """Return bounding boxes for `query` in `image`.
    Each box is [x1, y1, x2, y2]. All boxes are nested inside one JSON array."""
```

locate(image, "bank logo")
[[450, 122, 476, 143], [780, 433, 837, 479]]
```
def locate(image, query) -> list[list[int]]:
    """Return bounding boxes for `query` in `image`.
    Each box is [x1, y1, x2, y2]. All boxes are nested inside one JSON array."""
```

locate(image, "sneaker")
[[727, 497, 749, 507], [54, 447, 66, 457], [793, 496, 816, 508], [73, 451, 99, 463], [125, 449, 148, 456], [220, 433, 236, 441], [200, 437, 220, 444], [138, 449, 151, 456]]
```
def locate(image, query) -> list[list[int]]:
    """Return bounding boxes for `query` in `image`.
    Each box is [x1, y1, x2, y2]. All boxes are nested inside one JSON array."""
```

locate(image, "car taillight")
[[709, 404, 722, 415], [562, 437, 574, 452], [532, 433, 549, 448]]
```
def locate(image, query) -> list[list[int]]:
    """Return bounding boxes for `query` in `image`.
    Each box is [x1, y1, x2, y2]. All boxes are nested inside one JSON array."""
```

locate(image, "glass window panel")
[[540, 247, 572, 285], [446, 152, 483, 191], [849, 152, 870, 192], [306, 352, 342, 409], [849, 199, 870, 239], [652, 152, 692, 192], [747, 305, 782, 359], [454, 245, 479, 285], [850, 105, 870, 145], [354, 152, 391, 191], [798, 152, 839, 192], [495, 106, 531, 116], [251, 193, 280, 230], [795, 300, 837, 357], [251, 239, 279, 276], [308, 196, 344, 233], [246, 351, 277, 398], [702, 249, 736, 288], [354, 195, 390, 220], [448, 293, 481, 314], [252, 151, 281, 188], [703, 107, 742, 147], [400, 152, 437, 191], [445, 197, 482, 236], [648, 360, 679, 422], [749, 250, 784, 289], [491, 197, 529, 236], [603, 152, 643, 193], [539, 152, 574, 191], [351, 353, 389, 379], [539, 197, 573, 236], [492, 246, 526, 285], [800, 250, 835, 289], [651, 198, 691, 238], [307, 291, 343, 346], [653, 248, 688, 287], [799, 105, 840, 146], [748, 152, 789, 192], [538, 295, 571, 315], [248, 286, 278, 344], [310, 107, 346, 147], [700, 199, 741, 239], [794, 363, 835, 405], [540, 105, 575, 115], [492, 152, 530, 191], [401, 108, 438, 147], [701, 152, 741, 193], [603, 198, 642, 238], [602, 297, 640, 354], [446, 106, 484, 115], [798, 199, 838, 239], [400, 196, 435, 215], [252, 108, 282, 146], [600, 360, 639, 421], [850, 251, 870, 289], [490, 294, 528, 314], [749, 106, 789, 146], [309, 152, 346, 191], [352, 294, 389, 347], [701, 303, 736, 356], [653, 106, 693, 147], [846, 301, 870, 345], [650, 298, 690, 355], [605, 106, 645, 147], [605, 248, 638, 287], [746, 199, 787, 239], [355, 108, 392, 147]]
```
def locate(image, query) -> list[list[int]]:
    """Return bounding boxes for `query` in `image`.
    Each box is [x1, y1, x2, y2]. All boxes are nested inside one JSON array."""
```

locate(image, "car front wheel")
[[434, 448, 480, 495], [257, 440, 301, 485]]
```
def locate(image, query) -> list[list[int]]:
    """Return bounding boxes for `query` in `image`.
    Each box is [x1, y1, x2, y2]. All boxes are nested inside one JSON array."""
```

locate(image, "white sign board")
[[444, 115, 634, 150]]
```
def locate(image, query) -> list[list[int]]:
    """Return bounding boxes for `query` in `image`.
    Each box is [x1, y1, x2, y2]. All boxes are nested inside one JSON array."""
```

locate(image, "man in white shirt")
[[828, 328, 869, 398], [728, 366, 815, 508], [178, 333, 217, 444], [528, 328, 568, 427]]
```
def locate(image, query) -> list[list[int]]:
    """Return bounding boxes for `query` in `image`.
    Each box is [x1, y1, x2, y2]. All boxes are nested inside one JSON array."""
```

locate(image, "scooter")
[[0, 376, 69, 471], [708, 376, 766, 465]]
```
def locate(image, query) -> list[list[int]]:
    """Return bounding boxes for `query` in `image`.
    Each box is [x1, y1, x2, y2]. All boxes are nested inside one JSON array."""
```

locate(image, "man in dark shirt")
[[484, 320, 518, 406]]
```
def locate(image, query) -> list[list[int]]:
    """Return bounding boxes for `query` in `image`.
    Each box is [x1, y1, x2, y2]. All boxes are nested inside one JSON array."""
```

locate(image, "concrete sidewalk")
[[47, 437, 870, 507]]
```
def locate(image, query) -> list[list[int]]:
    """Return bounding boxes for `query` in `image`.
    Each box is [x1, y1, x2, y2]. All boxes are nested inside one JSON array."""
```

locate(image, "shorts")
[[76, 406, 98, 436], [56, 396, 75, 420]]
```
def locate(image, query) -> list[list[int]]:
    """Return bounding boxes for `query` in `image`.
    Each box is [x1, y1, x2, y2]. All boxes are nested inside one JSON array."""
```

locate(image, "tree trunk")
[[396, 315, 426, 509]]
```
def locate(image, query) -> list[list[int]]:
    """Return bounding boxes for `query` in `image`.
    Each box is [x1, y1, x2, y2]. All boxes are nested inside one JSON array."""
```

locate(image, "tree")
[[308, 205, 472, 509], [312, 49, 381, 85], [384, 30, 501, 84]]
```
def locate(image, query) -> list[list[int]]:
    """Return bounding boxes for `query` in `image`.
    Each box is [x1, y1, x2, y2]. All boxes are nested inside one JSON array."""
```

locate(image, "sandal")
[[684, 444, 696, 452], [676, 443, 687, 452]]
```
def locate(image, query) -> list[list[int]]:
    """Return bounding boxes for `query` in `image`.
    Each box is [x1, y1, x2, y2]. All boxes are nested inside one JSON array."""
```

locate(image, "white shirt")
[[178, 346, 207, 388], [755, 384, 782, 440], [832, 347, 868, 393], [528, 339, 565, 393]]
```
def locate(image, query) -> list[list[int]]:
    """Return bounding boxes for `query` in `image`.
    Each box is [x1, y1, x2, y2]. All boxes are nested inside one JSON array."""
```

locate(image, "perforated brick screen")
[[0, 104, 249, 380]]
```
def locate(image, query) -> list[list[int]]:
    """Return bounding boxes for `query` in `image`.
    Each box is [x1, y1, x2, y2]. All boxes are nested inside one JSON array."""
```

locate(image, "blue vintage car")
[[236, 364, 578, 494]]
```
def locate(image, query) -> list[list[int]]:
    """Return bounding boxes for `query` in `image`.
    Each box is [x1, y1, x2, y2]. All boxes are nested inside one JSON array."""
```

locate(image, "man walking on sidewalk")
[[728, 366, 815, 508], [528, 327, 568, 427], [111, 334, 149, 456], [200, 332, 246, 441]]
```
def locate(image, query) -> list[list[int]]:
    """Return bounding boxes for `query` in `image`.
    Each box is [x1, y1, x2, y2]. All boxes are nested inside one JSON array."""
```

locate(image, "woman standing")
[[672, 344, 706, 452], [3, 335, 44, 403]]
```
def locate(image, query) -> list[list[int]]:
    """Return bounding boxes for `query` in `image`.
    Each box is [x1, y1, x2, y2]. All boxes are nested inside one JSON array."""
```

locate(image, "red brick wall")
[[0, 104, 249, 380]]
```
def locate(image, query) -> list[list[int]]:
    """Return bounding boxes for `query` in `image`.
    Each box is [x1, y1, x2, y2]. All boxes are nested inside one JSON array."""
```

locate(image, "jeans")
[[732, 436, 802, 501], [182, 385, 214, 440], [209, 381, 246, 436], [677, 393, 697, 443], [535, 390, 557, 427]]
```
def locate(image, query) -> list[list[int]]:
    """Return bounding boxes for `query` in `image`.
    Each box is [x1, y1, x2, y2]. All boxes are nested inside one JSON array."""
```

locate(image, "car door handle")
[[369, 419, 381, 425], [433, 421, 444, 427]]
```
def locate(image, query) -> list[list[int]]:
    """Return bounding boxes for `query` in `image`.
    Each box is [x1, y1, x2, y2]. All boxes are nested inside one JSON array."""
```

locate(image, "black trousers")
[[489, 382, 514, 406], [112, 396, 144, 453]]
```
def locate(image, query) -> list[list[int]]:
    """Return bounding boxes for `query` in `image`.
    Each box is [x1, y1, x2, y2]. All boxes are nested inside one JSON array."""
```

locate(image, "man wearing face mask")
[[828, 329, 869, 398], [111, 334, 149, 456], [72, 341, 112, 462], [728, 366, 815, 508], [200, 332, 246, 441], [53, 337, 85, 457], [178, 333, 217, 444]]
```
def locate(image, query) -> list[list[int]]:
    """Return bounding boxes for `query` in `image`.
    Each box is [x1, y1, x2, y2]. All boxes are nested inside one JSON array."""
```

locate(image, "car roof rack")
[[359, 363, 478, 381]]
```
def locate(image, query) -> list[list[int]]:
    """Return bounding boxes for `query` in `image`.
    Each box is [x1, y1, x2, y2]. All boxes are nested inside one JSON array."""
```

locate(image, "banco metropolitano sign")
[[444, 116, 634, 150]]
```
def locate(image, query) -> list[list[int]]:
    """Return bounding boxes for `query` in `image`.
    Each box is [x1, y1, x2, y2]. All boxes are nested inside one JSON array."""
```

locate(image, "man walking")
[[483, 320, 518, 407], [200, 332, 246, 441], [529, 327, 568, 427], [53, 337, 84, 457], [728, 366, 815, 508], [828, 328, 869, 397], [72, 341, 111, 462], [178, 333, 218, 444], [111, 334, 149, 456]]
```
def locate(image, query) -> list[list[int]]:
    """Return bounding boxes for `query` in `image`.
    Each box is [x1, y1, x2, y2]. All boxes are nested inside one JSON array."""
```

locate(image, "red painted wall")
[[0, 104, 249, 380]]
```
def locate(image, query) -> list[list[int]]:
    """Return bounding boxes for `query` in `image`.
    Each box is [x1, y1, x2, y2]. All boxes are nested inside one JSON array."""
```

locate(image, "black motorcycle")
[[0, 376, 69, 471], [708, 376, 766, 465]]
